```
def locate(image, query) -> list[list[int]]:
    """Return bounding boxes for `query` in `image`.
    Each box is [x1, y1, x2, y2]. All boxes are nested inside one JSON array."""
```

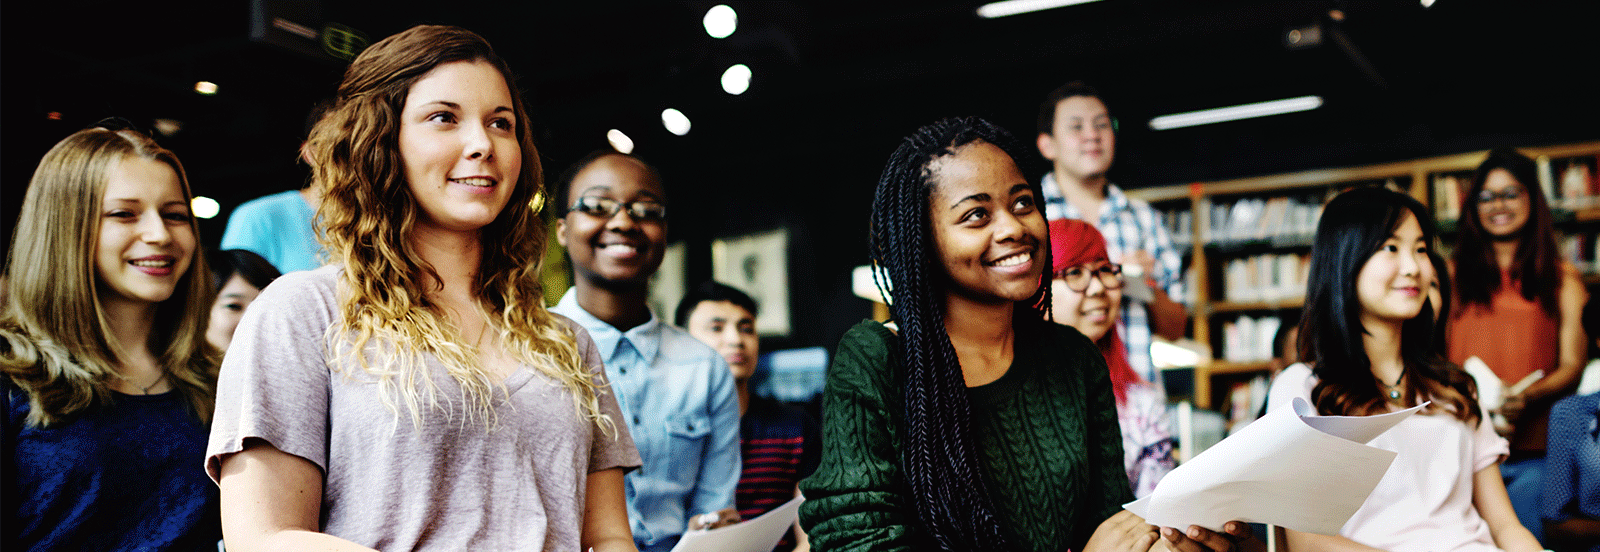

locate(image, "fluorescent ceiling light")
[[976, 0, 1104, 19], [1148, 95, 1324, 130], [194, 81, 219, 95]]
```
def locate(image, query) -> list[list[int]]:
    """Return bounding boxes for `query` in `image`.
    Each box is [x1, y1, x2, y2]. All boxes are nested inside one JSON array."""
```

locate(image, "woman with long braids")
[[798, 116, 1248, 552], [2, 122, 219, 550], [1267, 187, 1540, 551], [206, 25, 639, 551]]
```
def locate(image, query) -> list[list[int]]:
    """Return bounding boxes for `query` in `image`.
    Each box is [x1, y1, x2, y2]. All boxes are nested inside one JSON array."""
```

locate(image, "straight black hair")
[[1300, 186, 1480, 425], [1452, 147, 1560, 315], [210, 249, 282, 292]]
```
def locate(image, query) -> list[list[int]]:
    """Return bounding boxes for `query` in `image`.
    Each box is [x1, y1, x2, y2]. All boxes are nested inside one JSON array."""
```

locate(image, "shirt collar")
[[555, 288, 662, 364], [1041, 172, 1128, 219]]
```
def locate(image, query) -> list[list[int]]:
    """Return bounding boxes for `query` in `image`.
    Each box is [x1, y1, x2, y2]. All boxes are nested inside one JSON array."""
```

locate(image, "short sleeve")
[[1471, 406, 1511, 473], [205, 268, 340, 482], [566, 317, 641, 473]]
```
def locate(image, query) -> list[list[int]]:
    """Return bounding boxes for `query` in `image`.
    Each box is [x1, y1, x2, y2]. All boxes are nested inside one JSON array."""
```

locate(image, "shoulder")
[[838, 319, 897, 355], [233, 190, 301, 213], [1552, 391, 1600, 420], [248, 266, 341, 321], [656, 323, 720, 364]]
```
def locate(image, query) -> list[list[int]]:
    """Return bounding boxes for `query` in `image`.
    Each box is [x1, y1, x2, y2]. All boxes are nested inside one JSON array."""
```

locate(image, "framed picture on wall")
[[648, 242, 687, 321], [712, 228, 791, 337]]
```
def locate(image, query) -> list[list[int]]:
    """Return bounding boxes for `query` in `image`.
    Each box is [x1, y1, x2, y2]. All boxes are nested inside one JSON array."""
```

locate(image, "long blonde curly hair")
[[305, 24, 610, 434], [2, 126, 216, 427]]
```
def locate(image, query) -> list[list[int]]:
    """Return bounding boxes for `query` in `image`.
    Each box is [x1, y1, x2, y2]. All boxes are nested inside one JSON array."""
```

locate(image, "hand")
[[1084, 510, 1160, 552], [686, 507, 741, 531], [1500, 393, 1526, 423], [1127, 250, 1159, 283], [1152, 522, 1255, 552]]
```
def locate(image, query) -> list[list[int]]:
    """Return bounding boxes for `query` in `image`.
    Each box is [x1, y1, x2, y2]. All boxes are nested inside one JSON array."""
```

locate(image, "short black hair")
[[674, 280, 759, 327], [1036, 81, 1106, 136], [550, 150, 665, 217], [211, 249, 282, 292]]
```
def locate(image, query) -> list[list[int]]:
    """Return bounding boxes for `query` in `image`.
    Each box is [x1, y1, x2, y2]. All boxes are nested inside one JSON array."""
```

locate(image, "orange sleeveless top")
[[1447, 269, 1558, 453]]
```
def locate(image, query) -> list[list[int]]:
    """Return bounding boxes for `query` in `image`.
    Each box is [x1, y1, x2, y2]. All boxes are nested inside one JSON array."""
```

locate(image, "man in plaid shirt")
[[1035, 81, 1188, 386]]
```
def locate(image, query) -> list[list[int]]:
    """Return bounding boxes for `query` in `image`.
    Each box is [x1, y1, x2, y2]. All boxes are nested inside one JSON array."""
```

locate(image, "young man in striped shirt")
[[678, 281, 820, 551]]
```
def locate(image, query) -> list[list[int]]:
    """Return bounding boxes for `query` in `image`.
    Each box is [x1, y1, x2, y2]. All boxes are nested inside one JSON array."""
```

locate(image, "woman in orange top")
[[1449, 146, 1588, 544]]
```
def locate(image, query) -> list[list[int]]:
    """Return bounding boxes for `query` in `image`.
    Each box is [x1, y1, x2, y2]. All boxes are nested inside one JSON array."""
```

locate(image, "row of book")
[[1219, 253, 1309, 303], [1218, 314, 1286, 364], [1206, 195, 1322, 246], [1433, 155, 1600, 221], [1561, 231, 1600, 276]]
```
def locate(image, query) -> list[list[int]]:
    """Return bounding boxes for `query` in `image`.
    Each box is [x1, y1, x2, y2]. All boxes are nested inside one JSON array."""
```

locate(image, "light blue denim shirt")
[[553, 289, 741, 552]]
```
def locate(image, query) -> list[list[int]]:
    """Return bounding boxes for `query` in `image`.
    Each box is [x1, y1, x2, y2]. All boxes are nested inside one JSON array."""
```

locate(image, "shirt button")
[[620, 367, 627, 374], [633, 415, 641, 425]]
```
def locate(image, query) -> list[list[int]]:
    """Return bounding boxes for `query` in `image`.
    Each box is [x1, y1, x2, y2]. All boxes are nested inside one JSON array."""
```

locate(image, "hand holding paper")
[[1125, 397, 1424, 535], [671, 496, 803, 552]]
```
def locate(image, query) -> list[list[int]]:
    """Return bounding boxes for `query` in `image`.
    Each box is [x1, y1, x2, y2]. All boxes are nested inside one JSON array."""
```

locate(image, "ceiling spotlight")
[[703, 5, 737, 39], [191, 196, 221, 219], [1420, 0, 1435, 6], [194, 81, 219, 95], [1149, 96, 1324, 130], [721, 64, 752, 95], [607, 129, 635, 154], [976, 0, 1104, 19], [153, 118, 183, 137], [661, 109, 692, 136]]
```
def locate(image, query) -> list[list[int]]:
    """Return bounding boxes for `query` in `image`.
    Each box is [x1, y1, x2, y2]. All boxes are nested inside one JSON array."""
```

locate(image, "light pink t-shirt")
[[1267, 363, 1510, 552], [206, 266, 641, 551]]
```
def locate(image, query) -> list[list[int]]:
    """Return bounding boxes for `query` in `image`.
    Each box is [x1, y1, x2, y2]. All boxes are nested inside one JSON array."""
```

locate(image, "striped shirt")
[[1041, 173, 1185, 385], [738, 396, 821, 551]]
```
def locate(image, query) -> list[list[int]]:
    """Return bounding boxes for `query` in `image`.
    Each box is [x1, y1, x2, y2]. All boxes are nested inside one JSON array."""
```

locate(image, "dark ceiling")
[[4, 0, 1597, 345]]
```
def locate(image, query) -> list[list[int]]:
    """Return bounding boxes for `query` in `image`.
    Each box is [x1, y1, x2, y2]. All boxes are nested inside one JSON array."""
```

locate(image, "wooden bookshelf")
[[1131, 140, 1600, 410]]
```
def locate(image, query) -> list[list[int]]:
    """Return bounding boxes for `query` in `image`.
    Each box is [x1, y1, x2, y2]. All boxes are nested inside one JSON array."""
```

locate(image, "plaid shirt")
[[1041, 173, 1185, 385]]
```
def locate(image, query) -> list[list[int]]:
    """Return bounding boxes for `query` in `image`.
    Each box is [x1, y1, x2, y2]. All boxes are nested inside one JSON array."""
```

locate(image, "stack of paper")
[[1125, 398, 1423, 535], [671, 496, 804, 552]]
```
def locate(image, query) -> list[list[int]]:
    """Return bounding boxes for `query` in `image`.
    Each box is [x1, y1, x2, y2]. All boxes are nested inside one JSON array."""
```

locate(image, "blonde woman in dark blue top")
[[1, 122, 219, 551]]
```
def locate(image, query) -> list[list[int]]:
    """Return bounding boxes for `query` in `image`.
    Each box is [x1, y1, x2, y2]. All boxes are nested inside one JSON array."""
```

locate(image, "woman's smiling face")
[[926, 141, 1048, 305]]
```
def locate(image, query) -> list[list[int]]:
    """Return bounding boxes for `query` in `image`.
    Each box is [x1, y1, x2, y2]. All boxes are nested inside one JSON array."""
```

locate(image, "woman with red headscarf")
[[1048, 218, 1176, 497]]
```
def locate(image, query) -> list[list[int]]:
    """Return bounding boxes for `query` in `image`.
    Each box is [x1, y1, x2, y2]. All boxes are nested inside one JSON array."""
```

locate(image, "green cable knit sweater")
[[798, 319, 1131, 551]]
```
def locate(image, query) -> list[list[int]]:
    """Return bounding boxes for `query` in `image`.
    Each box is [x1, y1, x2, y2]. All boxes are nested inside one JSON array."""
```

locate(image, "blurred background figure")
[[1034, 81, 1188, 388], [3, 122, 219, 550], [1450, 147, 1589, 545], [1046, 218, 1175, 498], [1539, 295, 1600, 552], [204, 248, 280, 353], [551, 151, 741, 552], [218, 99, 333, 274], [677, 280, 819, 552]]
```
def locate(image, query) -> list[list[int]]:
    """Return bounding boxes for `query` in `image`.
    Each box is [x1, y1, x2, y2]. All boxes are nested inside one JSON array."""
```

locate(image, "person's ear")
[[555, 218, 569, 248], [1036, 132, 1057, 161]]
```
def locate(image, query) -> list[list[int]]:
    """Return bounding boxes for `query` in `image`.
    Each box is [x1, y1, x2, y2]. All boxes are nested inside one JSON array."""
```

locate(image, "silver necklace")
[[1379, 373, 1403, 400], [139, 371, 167, 395]]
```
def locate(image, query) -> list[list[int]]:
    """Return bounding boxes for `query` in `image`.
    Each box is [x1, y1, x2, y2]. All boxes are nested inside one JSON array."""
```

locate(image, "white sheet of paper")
[[670, 496, 803, 552], [1125, 397, 1424, 535]]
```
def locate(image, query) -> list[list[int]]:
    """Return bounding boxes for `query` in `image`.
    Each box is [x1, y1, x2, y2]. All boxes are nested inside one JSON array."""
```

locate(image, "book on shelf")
[[1433, 172, 1467, 222], [1220, 314, 1283, 364], [1221, 253, 1308, 303], [1206, 195, 1320, 245], [1549, 155, 1600, 210]]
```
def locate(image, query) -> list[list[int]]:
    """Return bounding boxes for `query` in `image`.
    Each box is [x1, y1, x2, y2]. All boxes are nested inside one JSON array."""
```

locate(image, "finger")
[[1224, 521, 1253, 540], [1163, 525, 1235, 552], [1133, 531, 1160, 552]]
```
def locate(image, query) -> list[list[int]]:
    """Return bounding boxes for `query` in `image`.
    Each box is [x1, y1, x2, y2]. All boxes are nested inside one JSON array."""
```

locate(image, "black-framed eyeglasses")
[[569, 196, 667, 222], [1476, 187, 1525, 204], [1056, 263, 1124, 292]]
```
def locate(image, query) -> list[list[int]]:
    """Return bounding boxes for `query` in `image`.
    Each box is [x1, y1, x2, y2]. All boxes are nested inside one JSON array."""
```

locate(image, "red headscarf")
[[1048, 219, 1143, 404]]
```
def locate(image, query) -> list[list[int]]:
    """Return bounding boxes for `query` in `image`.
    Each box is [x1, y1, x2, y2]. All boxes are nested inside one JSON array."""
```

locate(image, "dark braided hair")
[[870, 116, 1050, 551]]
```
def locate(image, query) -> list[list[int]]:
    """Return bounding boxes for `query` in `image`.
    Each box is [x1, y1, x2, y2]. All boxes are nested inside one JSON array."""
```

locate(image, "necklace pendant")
[[1388, 389, 1401, 400]]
